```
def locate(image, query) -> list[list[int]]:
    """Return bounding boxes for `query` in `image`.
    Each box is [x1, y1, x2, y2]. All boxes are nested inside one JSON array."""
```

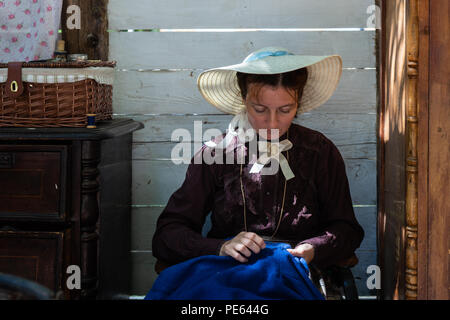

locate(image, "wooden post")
[[405, 0, 419, 300], [61, 0, 109, 61], [80, 140, 101, 299]]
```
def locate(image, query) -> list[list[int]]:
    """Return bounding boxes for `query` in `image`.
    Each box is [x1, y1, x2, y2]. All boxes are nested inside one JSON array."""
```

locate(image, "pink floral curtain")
[[0, 0, 62, 63]]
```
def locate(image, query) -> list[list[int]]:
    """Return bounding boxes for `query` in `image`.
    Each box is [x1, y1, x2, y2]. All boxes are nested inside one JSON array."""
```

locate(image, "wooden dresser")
[[0, 119, 143, 299]]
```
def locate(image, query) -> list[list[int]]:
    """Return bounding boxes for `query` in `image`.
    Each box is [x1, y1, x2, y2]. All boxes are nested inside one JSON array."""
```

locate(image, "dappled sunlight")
[[379, 0, 409, 300], [384, 0, 407, 144]]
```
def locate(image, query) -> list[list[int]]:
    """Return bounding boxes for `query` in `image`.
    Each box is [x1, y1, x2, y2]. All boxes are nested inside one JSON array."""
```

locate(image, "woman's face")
[[245, 84, 298, 140]]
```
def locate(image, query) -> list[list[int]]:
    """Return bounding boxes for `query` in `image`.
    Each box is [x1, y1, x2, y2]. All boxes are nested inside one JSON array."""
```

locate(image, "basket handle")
[[6, 62, 24, 99]]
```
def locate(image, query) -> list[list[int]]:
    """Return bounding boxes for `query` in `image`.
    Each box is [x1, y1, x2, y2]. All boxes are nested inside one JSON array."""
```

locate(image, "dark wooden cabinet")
[[0, 119, 143, 299], [0, 145, 68, 221]]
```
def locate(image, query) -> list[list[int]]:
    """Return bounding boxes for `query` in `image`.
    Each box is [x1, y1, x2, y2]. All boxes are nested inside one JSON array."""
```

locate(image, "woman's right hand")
[[219, 231, 266, 263]]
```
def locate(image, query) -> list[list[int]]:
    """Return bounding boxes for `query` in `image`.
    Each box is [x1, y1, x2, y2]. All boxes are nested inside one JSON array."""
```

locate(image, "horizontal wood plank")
[[356, 207, 377, 252], [132, 141, 376, 162], [112, 69, 377, 115], [123, 113, 377, 145], [109, 0, 375, 29], [109, 31, 376, 69], [130, 251, 157, 295], [130, 158, 376, 206], [131, 206, 160, 252], [351, 249, 378, 296]]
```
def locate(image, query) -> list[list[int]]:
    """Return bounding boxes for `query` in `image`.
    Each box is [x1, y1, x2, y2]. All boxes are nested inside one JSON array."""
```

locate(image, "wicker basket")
[[0, 61, 116, 128]]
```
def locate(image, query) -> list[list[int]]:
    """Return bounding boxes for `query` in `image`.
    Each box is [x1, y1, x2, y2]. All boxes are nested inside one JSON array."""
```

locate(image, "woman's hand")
[[219, 232, 266, 263], [286, 243, 315, 264]]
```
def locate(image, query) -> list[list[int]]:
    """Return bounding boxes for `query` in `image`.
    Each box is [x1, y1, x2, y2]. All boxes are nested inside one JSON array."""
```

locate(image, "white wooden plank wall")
[[108, 0, 377, 297]]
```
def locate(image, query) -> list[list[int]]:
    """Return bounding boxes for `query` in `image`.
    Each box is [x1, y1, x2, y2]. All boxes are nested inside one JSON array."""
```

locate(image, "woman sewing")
[[148, 47, 364, 300]]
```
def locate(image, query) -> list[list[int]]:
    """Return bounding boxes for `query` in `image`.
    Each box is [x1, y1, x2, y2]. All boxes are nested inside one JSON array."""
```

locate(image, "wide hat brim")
[[197, 53, 343, 115]]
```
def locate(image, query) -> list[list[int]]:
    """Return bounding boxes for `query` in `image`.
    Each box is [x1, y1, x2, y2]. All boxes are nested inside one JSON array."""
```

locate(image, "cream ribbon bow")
[[249, 139, 295, 180], [204, 112, 254, 150]]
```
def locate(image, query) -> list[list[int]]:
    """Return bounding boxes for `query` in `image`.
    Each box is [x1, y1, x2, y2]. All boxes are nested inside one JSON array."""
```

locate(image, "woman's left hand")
[[286, 243, 315, 264]]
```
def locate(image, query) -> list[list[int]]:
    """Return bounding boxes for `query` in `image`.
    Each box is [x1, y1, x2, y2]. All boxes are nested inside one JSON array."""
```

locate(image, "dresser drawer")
[[0, 145, 68, 222], [0, 231, 64, 292]]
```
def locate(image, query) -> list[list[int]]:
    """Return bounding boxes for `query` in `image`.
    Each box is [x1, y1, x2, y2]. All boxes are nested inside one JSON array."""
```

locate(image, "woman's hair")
[[236, 68, 308, 117]]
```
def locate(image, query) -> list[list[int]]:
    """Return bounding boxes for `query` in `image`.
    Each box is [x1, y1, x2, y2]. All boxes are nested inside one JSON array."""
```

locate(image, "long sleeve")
[[152, 145, 226, 264], [298, 137, 364, 269]]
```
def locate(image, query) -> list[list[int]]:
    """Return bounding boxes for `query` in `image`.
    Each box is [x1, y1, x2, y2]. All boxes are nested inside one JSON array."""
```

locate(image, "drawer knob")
[[0, 152, 14, 168]]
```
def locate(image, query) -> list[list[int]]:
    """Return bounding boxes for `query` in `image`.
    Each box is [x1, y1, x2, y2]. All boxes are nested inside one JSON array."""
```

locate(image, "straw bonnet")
[[197, 47, 343, 115]]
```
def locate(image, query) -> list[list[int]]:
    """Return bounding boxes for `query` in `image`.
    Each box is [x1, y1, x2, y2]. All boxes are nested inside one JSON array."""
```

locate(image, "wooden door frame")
[[416, 0, 429, 300], [378, 0, 421, 300], [379, 0, 449, 300], [378, 0, 409, 300], [417, 0, 449, 300]]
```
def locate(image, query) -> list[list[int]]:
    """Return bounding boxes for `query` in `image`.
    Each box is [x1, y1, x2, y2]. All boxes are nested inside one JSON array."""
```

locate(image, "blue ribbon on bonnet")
[[245, 50, 294, 62]]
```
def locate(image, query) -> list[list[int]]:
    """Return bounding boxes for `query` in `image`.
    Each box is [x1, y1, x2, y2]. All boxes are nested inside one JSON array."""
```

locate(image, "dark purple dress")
[[152, 123, 364, 269]]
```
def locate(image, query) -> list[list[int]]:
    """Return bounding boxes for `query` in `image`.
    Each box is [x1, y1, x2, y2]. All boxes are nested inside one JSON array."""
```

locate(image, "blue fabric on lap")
[[145, 242, 325, 300]]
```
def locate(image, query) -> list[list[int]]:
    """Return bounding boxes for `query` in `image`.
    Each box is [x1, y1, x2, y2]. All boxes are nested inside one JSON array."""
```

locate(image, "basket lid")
[[0, 61, 116, 69], [0, 61, 116, 85]]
